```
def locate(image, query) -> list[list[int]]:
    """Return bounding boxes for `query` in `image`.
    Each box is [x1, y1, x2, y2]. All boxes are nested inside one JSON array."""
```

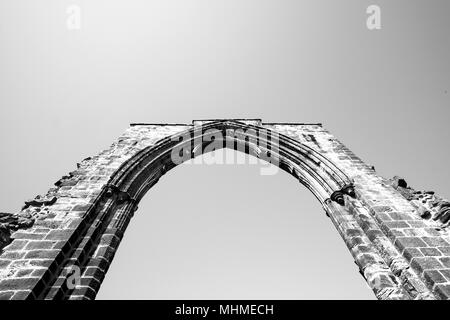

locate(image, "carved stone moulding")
[[330, 184, 356, 206]]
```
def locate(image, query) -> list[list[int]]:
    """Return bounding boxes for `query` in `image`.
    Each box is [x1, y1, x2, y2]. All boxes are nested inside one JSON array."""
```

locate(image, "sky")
[[0, 0, 449, 299]]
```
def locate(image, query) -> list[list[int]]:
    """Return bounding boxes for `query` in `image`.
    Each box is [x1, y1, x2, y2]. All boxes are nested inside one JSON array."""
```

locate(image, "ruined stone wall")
[[266, 123, 450, 299], [0, 124, 190, 299], [0, 120, 449, 300]]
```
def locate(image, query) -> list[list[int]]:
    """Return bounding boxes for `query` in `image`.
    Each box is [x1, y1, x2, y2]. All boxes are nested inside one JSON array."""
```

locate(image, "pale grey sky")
[[0, 0, 449, 299]]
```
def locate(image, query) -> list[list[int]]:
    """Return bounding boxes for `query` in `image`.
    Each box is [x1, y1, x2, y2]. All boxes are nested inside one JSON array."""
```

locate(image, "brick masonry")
[[1, 119, 450, 300]]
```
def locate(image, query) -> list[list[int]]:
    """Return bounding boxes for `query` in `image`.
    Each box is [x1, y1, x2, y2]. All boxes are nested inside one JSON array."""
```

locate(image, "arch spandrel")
[[0, 119, 449, 300]]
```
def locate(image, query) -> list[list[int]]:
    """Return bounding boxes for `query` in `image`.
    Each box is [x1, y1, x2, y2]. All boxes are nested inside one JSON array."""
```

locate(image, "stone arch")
[[108, 120, 352, 209], [0, 119, 449, 300]]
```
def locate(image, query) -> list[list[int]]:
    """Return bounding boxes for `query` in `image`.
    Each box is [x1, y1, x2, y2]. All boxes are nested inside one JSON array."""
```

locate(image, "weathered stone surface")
[[0, 213, 34, 250], [388, 176, 450, 225], [0, 119, 449, 300]]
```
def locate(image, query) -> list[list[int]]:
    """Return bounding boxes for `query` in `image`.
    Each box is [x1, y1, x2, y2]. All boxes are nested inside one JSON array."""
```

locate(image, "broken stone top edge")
[[130, 119, 323, 127]]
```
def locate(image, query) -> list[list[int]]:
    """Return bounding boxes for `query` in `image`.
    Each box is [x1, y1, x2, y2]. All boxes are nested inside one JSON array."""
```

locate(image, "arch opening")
[[97, 149, 375, 299]]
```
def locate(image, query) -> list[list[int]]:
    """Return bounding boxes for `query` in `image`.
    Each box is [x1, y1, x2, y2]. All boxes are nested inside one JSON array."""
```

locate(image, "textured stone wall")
[[265, 123, 450, 299], [0, 119, 449, 300]]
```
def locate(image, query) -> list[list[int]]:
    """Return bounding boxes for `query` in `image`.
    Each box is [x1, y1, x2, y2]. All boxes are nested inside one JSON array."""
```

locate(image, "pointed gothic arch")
[[0, 119, 449, 300]]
